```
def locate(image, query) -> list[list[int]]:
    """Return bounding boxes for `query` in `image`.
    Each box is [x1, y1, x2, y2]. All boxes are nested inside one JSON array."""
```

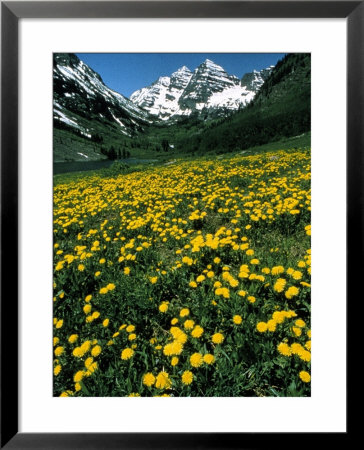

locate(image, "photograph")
[[53, 52, 312, 398]]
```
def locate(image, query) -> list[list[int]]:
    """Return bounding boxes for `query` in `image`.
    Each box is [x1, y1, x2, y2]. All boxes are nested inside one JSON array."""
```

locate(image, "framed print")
[[1, 1, 360, 448]]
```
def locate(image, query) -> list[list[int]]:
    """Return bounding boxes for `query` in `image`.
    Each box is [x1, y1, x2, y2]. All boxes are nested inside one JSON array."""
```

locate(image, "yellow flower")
[[203, 354, 215, 364], [213, 257, 221, 264], [272, 311, 285, 324], [91, 345, 102, 357], [295, 319, 306, 328], [124, 267, 130, 275], [99, 287, 108, 295], [171, 318, 178, 325], [238, 290, 246, 297], [83, 304, 92, 314], [189, 281, 197, 288], [267, 319, 277, 332], [84, 357, 94, 369], [78, 264, 85, 271], [181, 370, 194, 385], [54, 346, 64, 356], [143, 372, 155, 387], [277, 342, 292, 356], [292, 326, 302, 337], [271, 266, 284, 275], [55, 319, 63, 329], [184, 319, 195, 330], [211, 333, 224, 344], [121, 348, 134, 360], [159, 303, 168, 313], [191, 325, 204, 338], [53, 364, 62, 376], [180, 308, 190, 317], [74, 370, 84, 383], [247, 295, 256, 303], [107, 283, 115, 291], [126, 325, 135, 333], [171, 356, 179, 366], [285, 286, 300, 299], [190, 352, 203, 367], [85, 295, 92, 303], [274, 278, 286, 293], [68, 334, 78, 344], [103, 318, 109, 327], [53, 337, 59, 346], [233, 315, 242, 325], [155, 371, 171, 389], [74, 382, 82, 392], [256, 322, 268, 333], [149, 277, 158, 284], [299, 371, 311, 383], [128, 333, 137, 341], [60, 391, 72, 397]]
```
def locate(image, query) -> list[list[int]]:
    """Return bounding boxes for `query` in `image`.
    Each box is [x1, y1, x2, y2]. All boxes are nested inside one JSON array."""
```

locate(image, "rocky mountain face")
[[130, 59, 274, 120], [53, 53, 152, 140]]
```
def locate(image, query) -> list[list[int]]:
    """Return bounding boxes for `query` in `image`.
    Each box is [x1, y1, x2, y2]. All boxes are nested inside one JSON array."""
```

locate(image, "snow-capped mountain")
[[130, 66, 193, 120], [130, 59, 274, 120], [53, 53, 152, 139]]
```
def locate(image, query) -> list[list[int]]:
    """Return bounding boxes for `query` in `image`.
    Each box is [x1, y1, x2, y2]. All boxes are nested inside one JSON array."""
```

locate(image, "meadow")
[[53, 148, 311, 397]]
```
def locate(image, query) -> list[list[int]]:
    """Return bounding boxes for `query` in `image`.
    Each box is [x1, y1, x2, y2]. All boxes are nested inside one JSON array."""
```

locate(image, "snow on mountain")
[[53, 53, 152, 137], [130, 66, 193, 119], [130, 59, 274, 120]]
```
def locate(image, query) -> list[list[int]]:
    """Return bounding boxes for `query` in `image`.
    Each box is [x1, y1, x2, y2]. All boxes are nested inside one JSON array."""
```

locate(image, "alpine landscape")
[[53, 53, 312, 398]]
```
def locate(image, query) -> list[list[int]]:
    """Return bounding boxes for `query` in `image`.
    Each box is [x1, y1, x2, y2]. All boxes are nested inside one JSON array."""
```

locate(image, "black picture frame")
[[1, 1, 360, 448]]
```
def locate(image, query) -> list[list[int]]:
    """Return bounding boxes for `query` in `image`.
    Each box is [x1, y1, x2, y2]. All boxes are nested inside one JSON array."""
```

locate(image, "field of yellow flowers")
[[53, 149, 311, 397]]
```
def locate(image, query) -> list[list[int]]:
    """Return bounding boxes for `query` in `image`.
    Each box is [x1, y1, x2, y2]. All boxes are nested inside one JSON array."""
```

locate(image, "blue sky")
[[76, 53, 286, 98]]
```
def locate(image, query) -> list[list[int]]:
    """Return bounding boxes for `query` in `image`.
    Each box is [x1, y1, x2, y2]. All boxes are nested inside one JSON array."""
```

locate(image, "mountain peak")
[[176, 65, 192, 73]]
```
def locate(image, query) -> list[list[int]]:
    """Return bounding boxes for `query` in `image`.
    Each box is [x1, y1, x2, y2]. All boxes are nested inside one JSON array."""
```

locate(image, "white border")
[[19, 18, 347, 432]]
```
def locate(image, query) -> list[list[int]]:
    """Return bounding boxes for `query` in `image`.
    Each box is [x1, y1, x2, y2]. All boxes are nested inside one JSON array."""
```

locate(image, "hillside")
[[175, 53, 311, 154]]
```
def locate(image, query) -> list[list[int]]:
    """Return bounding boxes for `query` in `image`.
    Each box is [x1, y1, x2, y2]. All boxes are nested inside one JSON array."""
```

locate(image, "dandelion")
[[233, 315, 242, 325], [91, 345, 102, 357], [191, 325, 204, 338], [171, 357, 179, 366], [121, 348, 134, 360], [256, 322, 268, 333], [277, 342, 292, 356], [190, 353, 203, 367], [126, 325, 135, 333], [184, 320, 195, 330], [274, 278, 286, 293], [203, 354, 215, 364], [54, 346, 64, 356], [299, 371, 311, 383], [211, 333, 224, 344], [159, 303, 168, 313], [155, 371, 171, 389], [180, 308, 190, 317], [285, 286, 300, 299], [53, 364, 62, 376], [247, 295, 256, 303], [74, 370, 84, 383], [182, 370, 194, 385], [103, 318, 109, 327], [143, 373, 155, 387]]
